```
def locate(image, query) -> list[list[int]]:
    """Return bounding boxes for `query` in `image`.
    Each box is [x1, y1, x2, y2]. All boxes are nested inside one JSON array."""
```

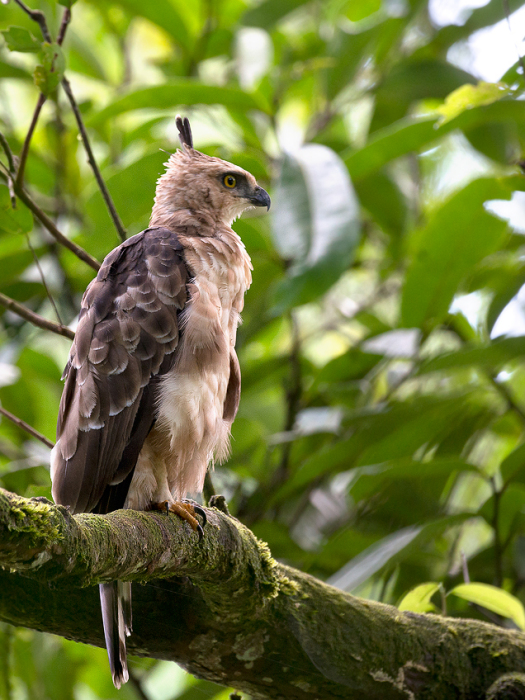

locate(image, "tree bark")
[[1, 487, 525, 700]]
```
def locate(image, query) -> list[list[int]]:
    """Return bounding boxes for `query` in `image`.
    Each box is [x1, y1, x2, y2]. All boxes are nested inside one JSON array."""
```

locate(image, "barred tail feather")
[[119, 580, 133, 637], [99, 582, 129, 689]]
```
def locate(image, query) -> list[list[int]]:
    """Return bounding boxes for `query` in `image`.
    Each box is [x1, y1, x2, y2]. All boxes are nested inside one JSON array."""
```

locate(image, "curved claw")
[[193, 504, 207, 529], [196, 523, 204, 541]]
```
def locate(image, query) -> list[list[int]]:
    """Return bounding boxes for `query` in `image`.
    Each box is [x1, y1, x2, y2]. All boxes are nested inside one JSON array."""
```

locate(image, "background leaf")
[[449, 583, 525, 629]]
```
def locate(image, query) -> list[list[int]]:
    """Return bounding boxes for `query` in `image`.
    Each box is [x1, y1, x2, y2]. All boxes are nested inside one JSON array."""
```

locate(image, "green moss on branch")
[[1, 487, 525, 699]]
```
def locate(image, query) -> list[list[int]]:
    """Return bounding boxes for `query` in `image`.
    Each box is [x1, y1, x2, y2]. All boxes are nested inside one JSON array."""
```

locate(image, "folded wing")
[[51, 227, 188, 514]]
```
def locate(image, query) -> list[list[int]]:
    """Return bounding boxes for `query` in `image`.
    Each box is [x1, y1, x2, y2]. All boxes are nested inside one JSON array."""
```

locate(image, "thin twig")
[[0, 406, 54, 449], [0, 133, 17, 208], [12, 0, 51, 42], [25, 233, 63, 325], [15, 93, 46, 190], [13, 1, 124, 245], [57, 7, 71, 46], [61, 77, 127, 242], [0, 291, 74, 339], [0, 132, 15, 174]]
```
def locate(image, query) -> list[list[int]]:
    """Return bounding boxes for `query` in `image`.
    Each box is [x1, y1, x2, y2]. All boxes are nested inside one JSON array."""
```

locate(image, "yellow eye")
[[223, 174, 237, 188]]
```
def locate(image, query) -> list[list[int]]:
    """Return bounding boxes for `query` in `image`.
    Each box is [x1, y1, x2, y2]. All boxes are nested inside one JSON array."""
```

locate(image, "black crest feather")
[[176, 115, 193, 149]]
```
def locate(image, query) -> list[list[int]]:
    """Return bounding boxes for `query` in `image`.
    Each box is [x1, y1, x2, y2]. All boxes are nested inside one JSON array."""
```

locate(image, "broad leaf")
[[398, 582, 441, 613], [112, 0, 190, 50], [271, 145, 361, 312], [88, 83, 271, 126], [2, 26, 40, 53], [242, 0, 305, 28], [0, 187, 33, 235], [418, 337, 525, 375], [437, 82, 511, 125], [34, 43, 65, 97], [501, 443, 525, 485], [450, 583, 525, 629], [401, 178, 512, 330], [327, 515, 471, 592]]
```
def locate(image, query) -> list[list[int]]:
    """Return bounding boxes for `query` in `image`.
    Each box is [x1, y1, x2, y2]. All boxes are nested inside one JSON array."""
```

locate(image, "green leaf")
[[327, 515, 470, 591], [270, 145, 361, 312], [401, 178, 512, 329], [354, 170, 407, 236], [501, 443, 525, 485], [350, 458, 479, 502], [419, 337, 525, 376], [112, 0, 190, 50], [0, 186, 33, 235], [0, 58, 31, 80], [344, 0, 381, 21], [88, 83, 271, 126], [398, 582, 441, 613], [2, 26, 40, 53], [371, 59, 475, 132], [449, 583, 525, 629], [437, 82, 511, 125], [345, 99, 525, 182], [345, 116, 439, 181], [34, 43, 65, 97], [242, 0, 305, 28]]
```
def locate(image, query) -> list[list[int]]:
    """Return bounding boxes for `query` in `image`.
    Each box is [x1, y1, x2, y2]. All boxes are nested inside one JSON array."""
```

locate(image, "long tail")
[[99, 581, 132, 688]]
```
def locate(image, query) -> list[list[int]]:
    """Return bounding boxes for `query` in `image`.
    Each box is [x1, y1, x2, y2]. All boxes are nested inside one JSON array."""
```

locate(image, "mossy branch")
[[1, 487, 525, 700]]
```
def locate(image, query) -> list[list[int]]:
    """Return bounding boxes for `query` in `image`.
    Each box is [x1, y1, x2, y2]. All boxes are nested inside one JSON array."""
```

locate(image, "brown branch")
[[12, 0, 51, 42], [0, 408, 54, 449], [57, 7, 71, 46], [0, 291, 74, 339], [0, 132, 15, 175], [15, 93, 46, 190], [61, 77, 127, 242], [2, 489, 525, 699], [13, 1, 126, 244]]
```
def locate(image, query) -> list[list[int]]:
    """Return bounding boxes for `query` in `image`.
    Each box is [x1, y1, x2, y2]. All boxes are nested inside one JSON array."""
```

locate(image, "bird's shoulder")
[[70, 227, 190, 380]]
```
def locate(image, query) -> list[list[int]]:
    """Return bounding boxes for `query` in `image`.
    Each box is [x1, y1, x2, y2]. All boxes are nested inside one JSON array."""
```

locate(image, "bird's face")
[[152, 150, 271, 228], [203, 158, 271, 224]]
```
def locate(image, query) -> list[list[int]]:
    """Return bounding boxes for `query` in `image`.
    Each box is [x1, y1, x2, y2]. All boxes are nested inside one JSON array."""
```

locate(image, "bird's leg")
[[153, 500, 205, 540]]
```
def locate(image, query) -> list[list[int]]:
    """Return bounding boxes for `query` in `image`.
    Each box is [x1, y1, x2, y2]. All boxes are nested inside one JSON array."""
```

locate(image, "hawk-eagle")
[[50, 116, 270, 687]]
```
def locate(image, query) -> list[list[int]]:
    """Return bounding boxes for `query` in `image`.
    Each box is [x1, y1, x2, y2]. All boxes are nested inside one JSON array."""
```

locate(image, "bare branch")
[[12, 1, 126, 244], [0, 132, 15, 175], [57, 7, 71, 46], [0, 291, 74, 339], [12, 0, 51, 42], [61, 77, 127, 242], [0, 408, 54, 449], [15, 93, 46, 190]]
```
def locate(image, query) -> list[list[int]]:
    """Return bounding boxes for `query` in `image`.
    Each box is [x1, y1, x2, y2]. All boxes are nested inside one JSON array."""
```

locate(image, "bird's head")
[[150, 116, 271, 230]]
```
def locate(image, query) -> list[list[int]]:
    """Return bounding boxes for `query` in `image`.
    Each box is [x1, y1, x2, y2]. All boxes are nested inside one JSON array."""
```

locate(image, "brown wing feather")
[[51, 228, 188, 514]]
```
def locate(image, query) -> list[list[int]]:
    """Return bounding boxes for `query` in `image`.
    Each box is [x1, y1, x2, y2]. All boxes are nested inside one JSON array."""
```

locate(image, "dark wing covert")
[[51, 227, 188, 514]]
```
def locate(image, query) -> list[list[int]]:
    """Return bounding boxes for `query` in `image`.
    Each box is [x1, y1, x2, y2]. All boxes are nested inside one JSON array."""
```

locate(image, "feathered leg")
[[99, 582, 129, 689]]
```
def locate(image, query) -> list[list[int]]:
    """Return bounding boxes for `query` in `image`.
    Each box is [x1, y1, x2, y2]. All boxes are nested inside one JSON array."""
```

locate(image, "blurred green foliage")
[[2, 0, 525, 697]]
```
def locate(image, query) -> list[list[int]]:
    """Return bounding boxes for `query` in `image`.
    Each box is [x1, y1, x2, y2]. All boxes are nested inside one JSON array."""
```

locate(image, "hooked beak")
[[248, 186, 271, 211]]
